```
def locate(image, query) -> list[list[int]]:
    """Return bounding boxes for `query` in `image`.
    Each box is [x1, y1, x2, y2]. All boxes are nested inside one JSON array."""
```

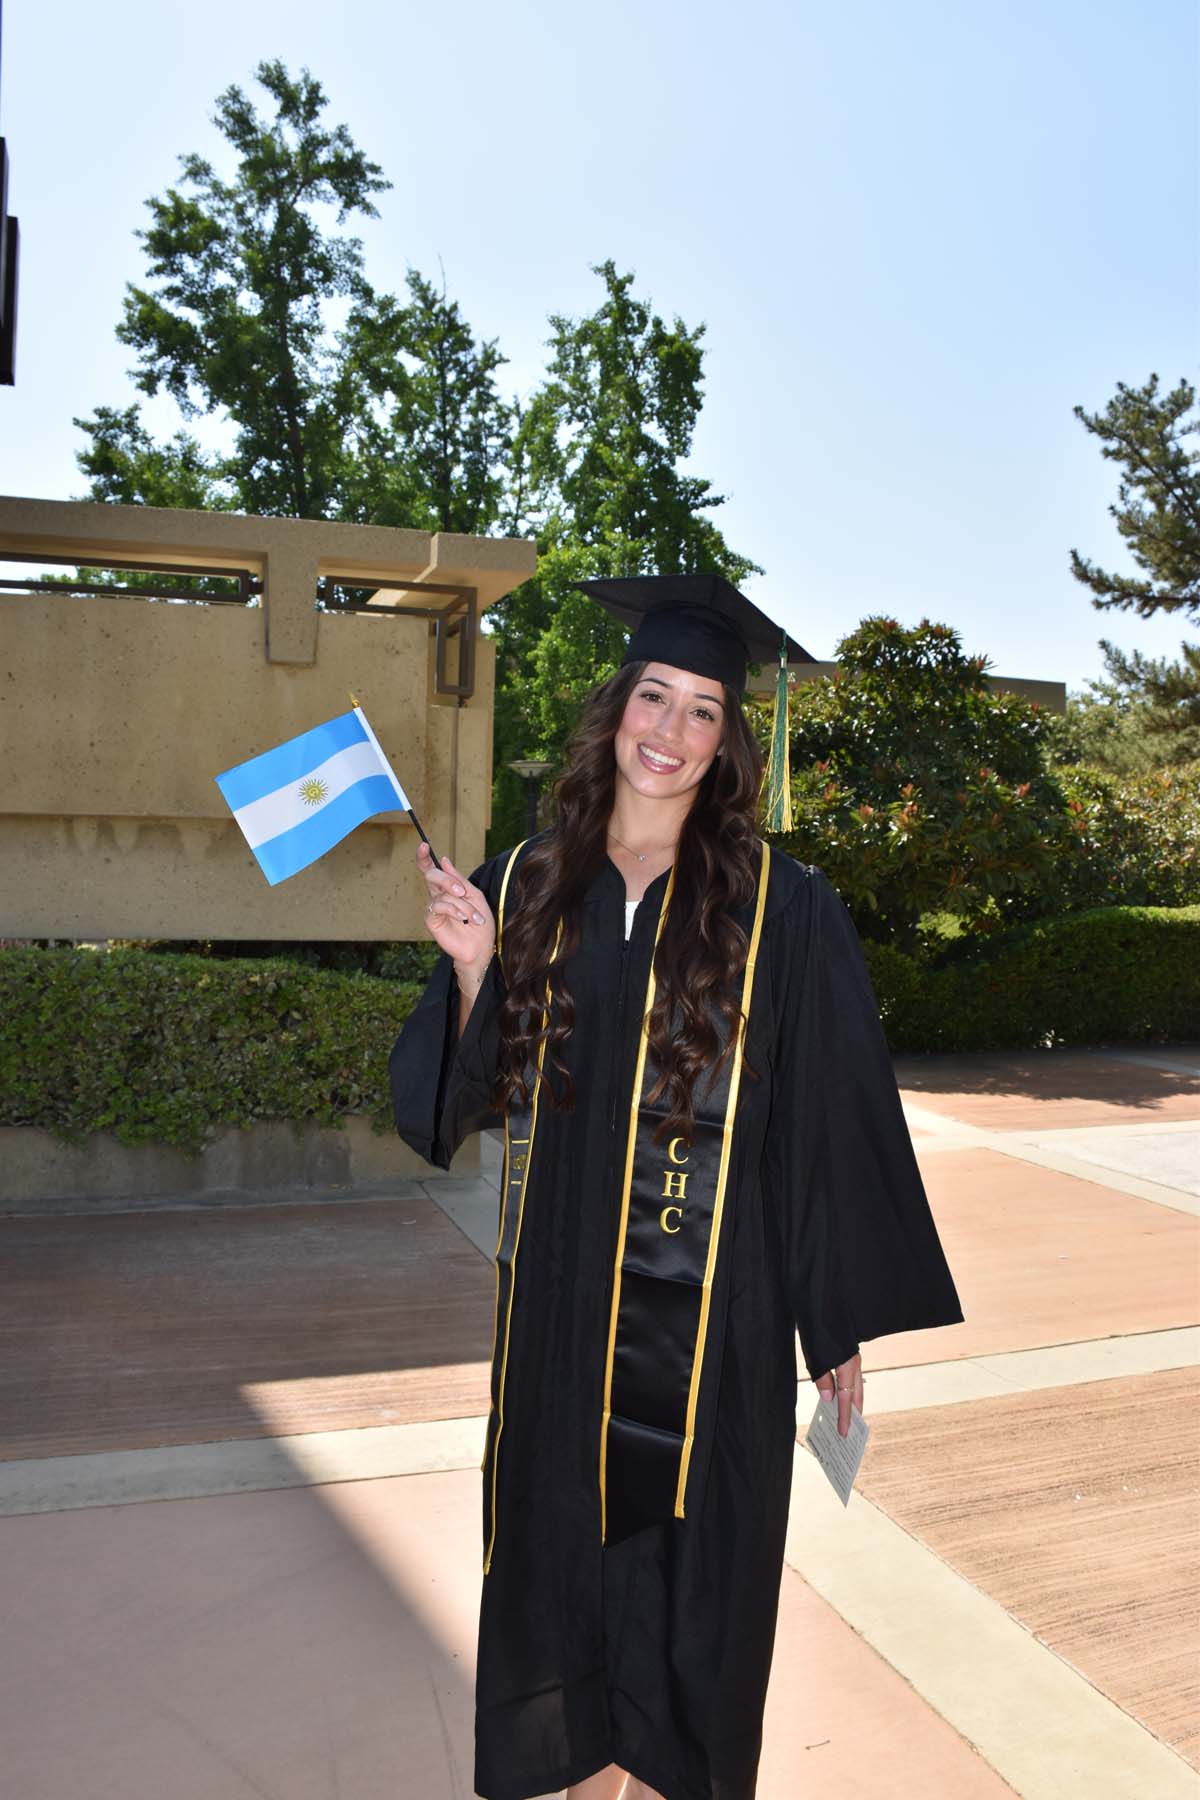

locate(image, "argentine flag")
[[215, 706, 411, 886]]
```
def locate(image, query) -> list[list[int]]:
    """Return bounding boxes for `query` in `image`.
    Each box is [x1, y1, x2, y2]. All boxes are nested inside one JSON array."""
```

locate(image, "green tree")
[[1047, 644, 1200, 773], [74, 61, 511, 535], [1067, 375, 1200, 767], [339, 268, 512, 534], [754, 617, 1066, 948], [485, 262, 759, 849], [78, 60, 388, 518], [77, 405, 226, 510]]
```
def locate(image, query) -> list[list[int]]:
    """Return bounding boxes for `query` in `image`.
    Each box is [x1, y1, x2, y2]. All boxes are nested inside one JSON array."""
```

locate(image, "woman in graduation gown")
[[389, 575, 963, 1800]]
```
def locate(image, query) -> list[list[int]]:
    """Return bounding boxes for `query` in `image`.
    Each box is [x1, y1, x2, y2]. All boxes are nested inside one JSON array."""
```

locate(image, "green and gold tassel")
[[760, 627, 793, 835]]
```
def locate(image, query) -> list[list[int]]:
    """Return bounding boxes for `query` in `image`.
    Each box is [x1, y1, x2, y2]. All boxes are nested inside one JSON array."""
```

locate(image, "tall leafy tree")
[[486, 262, 759, 848], [521, 260, 756, 571], [1066, 375, 1200, 768], [78, 60, 388, 518], [340, 269, 512, 534], [74, 61, 511, 533]]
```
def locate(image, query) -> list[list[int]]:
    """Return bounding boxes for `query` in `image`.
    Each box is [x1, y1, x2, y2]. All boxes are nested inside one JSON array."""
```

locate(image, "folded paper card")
[[804, 1395, 870, 1506]]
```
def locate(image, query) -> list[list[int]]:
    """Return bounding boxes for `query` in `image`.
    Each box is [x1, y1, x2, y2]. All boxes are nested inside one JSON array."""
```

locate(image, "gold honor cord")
[[598, 860, 678, 1543], [494, 835, 529, 972], [480, 837, 527, 1473], [483, 843, 561, 1576], [673, 836, 771, 1516]]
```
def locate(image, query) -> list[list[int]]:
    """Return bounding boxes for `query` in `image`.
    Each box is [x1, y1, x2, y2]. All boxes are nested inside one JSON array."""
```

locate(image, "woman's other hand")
[[815, 1351, 864, 1438], [417, 839, 496, 972]]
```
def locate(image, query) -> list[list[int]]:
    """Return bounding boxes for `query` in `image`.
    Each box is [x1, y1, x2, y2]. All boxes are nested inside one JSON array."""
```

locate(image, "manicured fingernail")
[[472, 912, 484, 925], [453, 885, 465, 896]]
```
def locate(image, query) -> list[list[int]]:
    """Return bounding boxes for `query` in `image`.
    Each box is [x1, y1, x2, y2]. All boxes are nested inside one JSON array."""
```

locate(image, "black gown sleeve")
[[388, 853, 508, 1171], [766, 864, 963, 1381]]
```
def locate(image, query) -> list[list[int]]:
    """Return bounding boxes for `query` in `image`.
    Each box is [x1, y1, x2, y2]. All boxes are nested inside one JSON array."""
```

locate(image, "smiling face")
[[613, 661, 726, 803]]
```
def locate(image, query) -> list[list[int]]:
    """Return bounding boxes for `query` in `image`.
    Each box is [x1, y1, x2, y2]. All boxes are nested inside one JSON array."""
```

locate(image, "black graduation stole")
[[481, 837, 771, 1570]]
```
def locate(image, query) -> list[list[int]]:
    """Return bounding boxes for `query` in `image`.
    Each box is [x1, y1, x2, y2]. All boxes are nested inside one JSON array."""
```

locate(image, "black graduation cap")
[[572, 573, 808, 696], [574, 572, 807, 832]]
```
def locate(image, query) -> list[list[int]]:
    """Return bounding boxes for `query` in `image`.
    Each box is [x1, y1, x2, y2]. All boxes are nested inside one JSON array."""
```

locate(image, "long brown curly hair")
[[492, 660, 765, 1145]]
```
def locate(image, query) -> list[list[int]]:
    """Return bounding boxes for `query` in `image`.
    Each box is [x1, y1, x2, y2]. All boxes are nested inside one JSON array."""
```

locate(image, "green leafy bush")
[[750, 617, 1068, 946], [1043, 762, 1199, 912], [0, 948, 422, 1151], [3, 902, 1195, 1154], [749, 619, 1199, 944], [104, 937, 440, 982], [863, 902, 1200, 1053]]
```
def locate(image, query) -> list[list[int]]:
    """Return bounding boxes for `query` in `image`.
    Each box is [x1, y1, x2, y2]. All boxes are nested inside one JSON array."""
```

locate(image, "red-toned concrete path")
[[1, 1043, 1197, 1799]]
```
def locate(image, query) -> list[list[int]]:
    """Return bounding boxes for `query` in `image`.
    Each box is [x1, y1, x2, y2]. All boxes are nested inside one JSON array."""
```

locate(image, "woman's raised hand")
[[815, 1351, 864, 1439], [417, 839, 496, 972]]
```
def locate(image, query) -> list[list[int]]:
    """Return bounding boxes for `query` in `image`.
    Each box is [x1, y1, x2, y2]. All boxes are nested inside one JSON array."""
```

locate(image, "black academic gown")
[[389, 837, 962, 1800]]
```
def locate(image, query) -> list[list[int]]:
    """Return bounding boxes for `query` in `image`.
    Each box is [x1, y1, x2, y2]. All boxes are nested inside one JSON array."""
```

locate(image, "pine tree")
[[1068, 375, 1199, 768]]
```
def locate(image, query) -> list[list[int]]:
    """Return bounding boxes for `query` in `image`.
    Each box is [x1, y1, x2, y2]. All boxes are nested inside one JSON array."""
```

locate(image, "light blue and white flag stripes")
[[215, 706, 412, 886]]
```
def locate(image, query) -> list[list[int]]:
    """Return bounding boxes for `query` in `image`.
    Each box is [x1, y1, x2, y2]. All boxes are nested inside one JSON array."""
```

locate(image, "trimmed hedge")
[[2, 902, 1196, 1153], [864, 902, 1200, 1053], [0, 947, 422, 1152]]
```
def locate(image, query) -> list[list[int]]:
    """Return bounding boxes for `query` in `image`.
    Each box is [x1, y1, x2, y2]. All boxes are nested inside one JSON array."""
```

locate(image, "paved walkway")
[[1, 1045, 1197, 1799]]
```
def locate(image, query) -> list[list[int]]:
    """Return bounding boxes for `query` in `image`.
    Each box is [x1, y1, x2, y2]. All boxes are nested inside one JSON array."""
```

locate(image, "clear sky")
[[1, 0, 1195, 692]]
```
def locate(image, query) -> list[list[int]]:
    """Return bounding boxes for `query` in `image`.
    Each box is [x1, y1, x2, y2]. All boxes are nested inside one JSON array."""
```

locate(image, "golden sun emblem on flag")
[[299, 777, 329, 808]]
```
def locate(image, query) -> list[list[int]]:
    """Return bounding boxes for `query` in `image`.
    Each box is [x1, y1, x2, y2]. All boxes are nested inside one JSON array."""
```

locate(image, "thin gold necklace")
[[607, 829, 677, 864]]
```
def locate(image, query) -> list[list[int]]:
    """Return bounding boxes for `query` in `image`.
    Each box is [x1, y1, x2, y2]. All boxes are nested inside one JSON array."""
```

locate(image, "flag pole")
[[349, 694, 444, 871]]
